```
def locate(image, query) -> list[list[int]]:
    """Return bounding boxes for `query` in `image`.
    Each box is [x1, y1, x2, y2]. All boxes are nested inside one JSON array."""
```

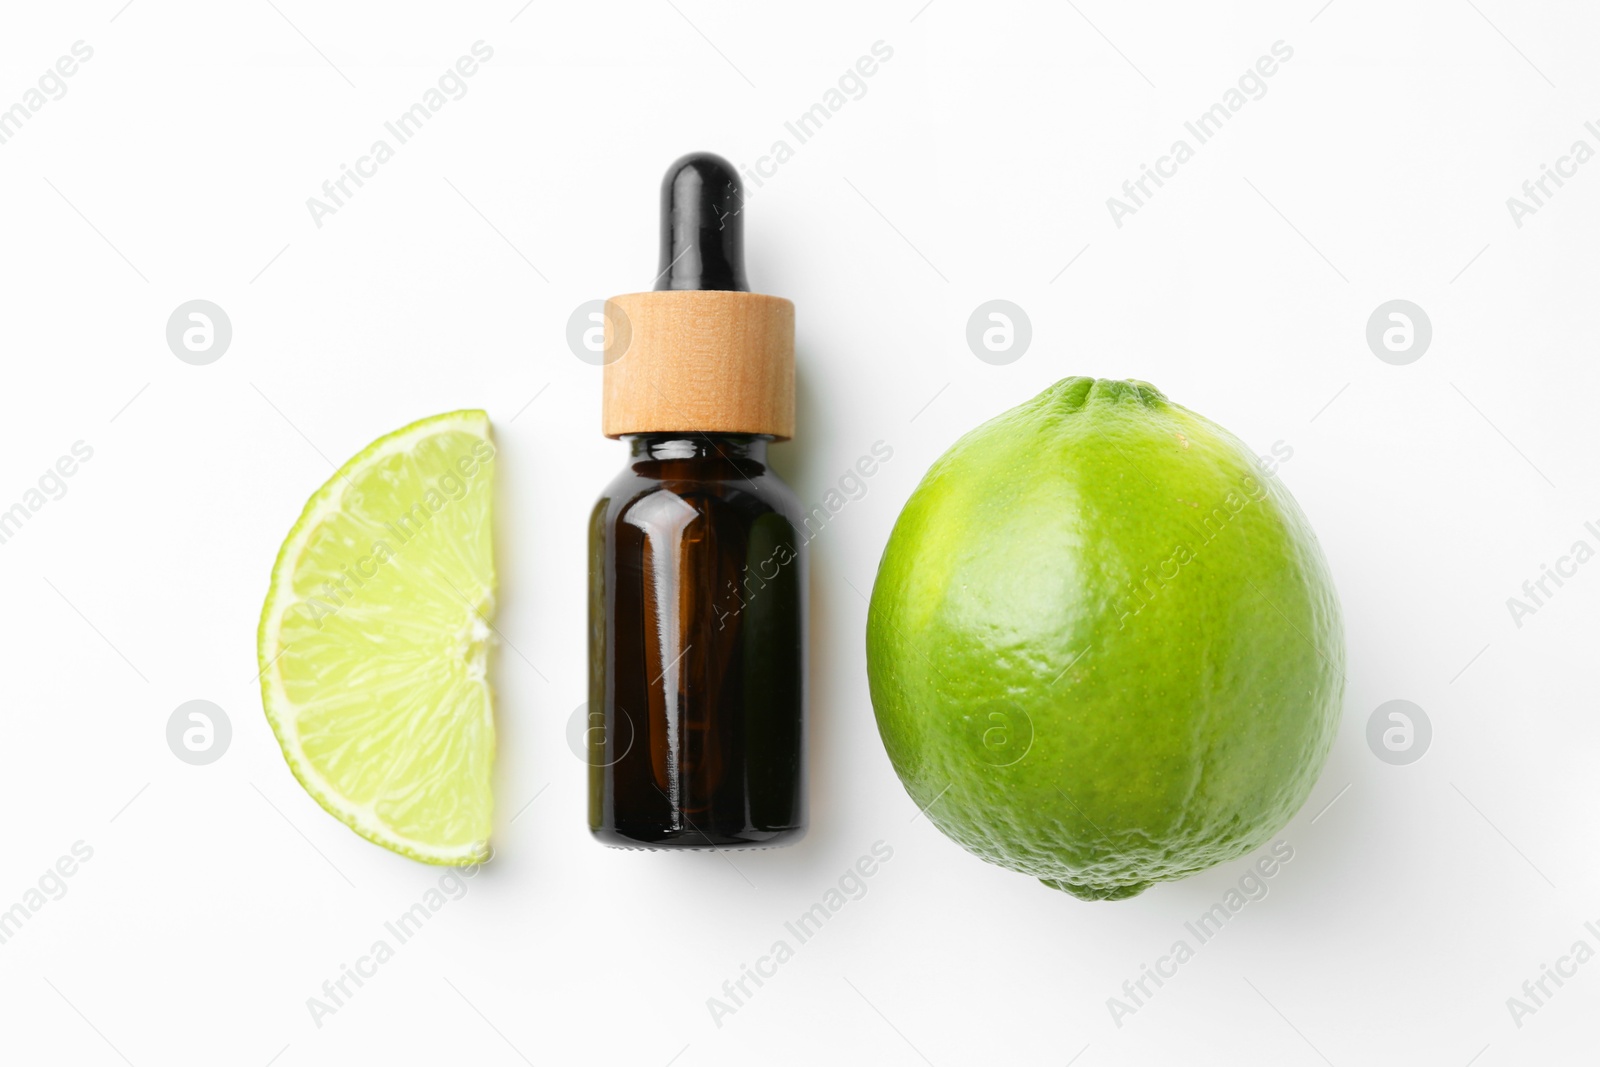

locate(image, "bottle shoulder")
[[594, 462, 803, 528]]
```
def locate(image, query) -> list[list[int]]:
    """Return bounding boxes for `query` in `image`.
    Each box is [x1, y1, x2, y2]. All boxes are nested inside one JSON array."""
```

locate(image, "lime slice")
[[257, 410, 497, 865]]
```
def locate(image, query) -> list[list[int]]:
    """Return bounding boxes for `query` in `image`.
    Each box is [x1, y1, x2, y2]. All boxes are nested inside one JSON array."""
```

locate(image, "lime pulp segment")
[[257, 410, 498, 865]]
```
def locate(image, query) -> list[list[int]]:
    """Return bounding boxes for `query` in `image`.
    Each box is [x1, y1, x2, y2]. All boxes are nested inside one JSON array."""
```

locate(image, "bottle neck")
[[625, 433, 769, 465]]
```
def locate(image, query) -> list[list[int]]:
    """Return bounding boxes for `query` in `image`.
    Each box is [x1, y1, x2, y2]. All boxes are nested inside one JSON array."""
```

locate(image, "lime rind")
[[868, 378, 1343, 900], [257, 409, 497, 866]]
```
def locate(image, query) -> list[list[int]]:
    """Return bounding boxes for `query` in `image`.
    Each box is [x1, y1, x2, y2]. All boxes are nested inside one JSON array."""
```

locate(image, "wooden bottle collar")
[[601, 289, 795, 440]]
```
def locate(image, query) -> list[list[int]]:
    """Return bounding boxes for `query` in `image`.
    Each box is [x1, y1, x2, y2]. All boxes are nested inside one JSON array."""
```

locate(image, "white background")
[[0, 1, 1596, 1064]]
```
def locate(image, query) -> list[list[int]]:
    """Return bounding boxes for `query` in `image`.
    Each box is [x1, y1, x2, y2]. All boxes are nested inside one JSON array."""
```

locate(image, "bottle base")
[[590, 824, 806, 851]]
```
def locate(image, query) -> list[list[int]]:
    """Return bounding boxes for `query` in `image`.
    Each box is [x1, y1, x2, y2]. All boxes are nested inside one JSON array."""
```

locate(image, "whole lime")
[[867, 378, 1343, 900]]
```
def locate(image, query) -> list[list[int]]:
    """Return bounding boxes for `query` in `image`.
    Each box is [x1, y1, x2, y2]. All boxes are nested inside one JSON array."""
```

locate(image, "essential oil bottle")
[[587, 152, 807, 849]]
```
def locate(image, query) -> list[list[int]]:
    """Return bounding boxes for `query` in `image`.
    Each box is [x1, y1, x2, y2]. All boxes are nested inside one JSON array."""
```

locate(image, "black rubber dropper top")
[[655, 152, 749, 292]]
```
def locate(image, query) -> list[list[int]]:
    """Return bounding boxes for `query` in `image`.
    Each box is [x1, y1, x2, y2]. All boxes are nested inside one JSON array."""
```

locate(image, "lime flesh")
[[258, 410, 497, 865], [867, 378, 1343, 900]]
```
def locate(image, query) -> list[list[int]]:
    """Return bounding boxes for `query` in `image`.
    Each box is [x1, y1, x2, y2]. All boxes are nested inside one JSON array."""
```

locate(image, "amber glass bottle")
[[588, 153, 806, 849]]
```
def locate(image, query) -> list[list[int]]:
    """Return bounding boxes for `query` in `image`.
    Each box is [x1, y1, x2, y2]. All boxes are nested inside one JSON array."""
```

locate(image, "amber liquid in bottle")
[[588, 433, 806, 848]]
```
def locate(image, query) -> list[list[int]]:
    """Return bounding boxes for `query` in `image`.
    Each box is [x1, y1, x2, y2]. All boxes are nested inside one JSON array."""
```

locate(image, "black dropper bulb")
[[655, 152, 749, 292]]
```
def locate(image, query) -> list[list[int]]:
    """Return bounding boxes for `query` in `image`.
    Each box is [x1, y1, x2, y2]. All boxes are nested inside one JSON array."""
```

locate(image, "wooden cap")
[[602, 290, 795, 440]]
